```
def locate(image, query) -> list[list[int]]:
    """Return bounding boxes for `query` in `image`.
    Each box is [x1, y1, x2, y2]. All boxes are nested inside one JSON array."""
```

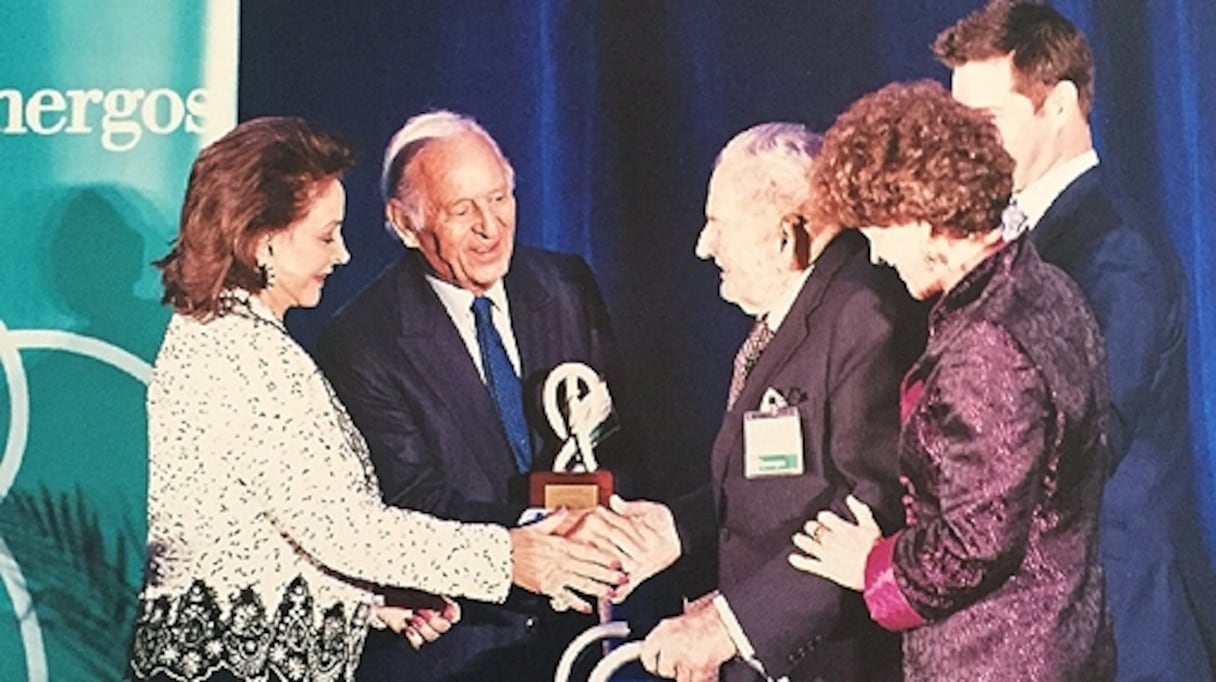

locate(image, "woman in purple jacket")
[[788, 80, 1115, 681]]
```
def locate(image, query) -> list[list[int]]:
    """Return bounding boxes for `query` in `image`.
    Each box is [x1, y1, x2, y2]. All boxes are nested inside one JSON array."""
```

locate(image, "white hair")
[[713, 122, 822, 218], [380, 109, 515, 238]]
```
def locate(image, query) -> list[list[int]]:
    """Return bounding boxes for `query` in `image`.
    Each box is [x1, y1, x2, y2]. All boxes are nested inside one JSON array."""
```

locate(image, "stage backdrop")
[[0, 3, 237, 680], [239, 0, 1216, 603], [238, 0, 1215, 532]]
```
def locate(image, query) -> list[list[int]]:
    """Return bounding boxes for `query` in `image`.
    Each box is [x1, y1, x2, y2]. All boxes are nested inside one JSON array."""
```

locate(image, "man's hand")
[[683, 589, 718, 614], [374, 597, 461, 650], [640, 604, 735, 681], [563, 494, 682, 603], [508, 509, 628, 613]]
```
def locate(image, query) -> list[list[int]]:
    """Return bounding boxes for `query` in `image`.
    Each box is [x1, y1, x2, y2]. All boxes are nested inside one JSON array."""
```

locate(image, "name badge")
[[743, 405, 803, 478]]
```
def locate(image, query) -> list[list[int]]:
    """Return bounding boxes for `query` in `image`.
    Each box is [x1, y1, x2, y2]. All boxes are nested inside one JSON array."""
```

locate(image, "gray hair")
[[380, 109, 515, 238], [713, 122, 822, 218]]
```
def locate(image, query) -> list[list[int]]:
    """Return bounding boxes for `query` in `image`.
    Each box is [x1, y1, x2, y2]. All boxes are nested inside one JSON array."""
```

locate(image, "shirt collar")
[[426, 274, 509, 319], [1017, 149, 1099, 231], [762, 265, 814, 333]]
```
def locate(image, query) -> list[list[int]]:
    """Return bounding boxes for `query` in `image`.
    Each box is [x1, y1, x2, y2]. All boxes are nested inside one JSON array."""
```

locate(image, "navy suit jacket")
[[670, 231, 913, 682], [316, 247, 631, 681], [1031, 167, 1216, 679]]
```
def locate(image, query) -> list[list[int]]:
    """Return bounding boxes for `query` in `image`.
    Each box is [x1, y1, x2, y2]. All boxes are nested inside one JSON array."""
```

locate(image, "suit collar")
[[424, 274, 510, 329], [1029, 166, 1102, 256], [500, 249, 554, 380], [393, 249, 550, 334], [709, 230, 867, 489], [764, 266, 815, 332], [729, 230, 864, 414], [389, 251, 529, 481], [1018, 150, 1099, 231]]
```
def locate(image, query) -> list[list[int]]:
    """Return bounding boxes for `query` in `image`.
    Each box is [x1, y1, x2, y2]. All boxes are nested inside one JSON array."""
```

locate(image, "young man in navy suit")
[[936, 3, 1215, 679]]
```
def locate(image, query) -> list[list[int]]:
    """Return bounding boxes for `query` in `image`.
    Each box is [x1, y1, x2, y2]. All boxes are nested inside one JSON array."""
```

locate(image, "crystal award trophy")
[[528, 362, 618, 509]]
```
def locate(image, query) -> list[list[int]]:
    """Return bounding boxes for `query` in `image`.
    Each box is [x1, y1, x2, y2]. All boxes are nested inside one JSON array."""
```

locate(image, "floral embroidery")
[[131, 576, 367, 681]]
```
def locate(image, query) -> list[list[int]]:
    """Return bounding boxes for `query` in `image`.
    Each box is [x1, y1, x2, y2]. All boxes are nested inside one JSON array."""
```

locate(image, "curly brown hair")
[[932, 0, 1094, 116], [809, 80, 1014, 238], [157, 117, 355, 319]]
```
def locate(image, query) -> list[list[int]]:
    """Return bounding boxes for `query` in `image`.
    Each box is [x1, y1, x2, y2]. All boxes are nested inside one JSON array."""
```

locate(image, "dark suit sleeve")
[[316, 324, 525, 526], [668, 485, 716, 557], [1069, 228, 1178, 464], [724, 285, 903, 678]]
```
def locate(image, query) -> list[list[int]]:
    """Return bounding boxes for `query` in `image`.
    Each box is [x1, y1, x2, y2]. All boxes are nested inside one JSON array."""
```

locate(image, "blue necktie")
[[472, 296, 532, 473]]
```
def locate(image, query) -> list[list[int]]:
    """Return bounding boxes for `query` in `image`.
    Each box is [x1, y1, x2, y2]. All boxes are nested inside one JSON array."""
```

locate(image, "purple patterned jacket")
[[863, 237, 1116, 681]]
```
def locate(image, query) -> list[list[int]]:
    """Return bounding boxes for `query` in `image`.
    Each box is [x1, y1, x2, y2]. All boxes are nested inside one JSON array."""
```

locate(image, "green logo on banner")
[[0, 3, 237, 680], [0, 87, 213, 152]]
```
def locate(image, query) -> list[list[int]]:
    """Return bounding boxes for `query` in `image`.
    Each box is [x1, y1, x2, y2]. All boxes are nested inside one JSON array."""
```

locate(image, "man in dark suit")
[[580, 123, 910, 681], [316, 110, 632, 682], [936, 3, 1216, 678]]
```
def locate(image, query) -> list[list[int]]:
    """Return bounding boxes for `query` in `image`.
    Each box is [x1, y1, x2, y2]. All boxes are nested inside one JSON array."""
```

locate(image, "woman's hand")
[[374, 597, 461, 650], [788, 495, 881, 591]]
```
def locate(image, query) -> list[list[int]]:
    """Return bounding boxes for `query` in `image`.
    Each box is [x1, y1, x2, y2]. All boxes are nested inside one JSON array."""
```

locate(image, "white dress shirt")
[[426, 275, 522, 380], [1016, 149, 1099, 232]]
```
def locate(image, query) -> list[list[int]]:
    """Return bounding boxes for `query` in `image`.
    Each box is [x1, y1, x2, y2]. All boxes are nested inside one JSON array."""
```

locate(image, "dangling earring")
[[259, 261, 276, 289], [259, 241, 276, 289]]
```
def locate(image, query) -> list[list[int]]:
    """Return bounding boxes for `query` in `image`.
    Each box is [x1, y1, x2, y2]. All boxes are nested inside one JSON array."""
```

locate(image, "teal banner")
[[0, 2, 238, 679]]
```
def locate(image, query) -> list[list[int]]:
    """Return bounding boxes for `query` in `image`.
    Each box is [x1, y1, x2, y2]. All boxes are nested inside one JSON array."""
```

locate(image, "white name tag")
[[743, 406, 803, 478]]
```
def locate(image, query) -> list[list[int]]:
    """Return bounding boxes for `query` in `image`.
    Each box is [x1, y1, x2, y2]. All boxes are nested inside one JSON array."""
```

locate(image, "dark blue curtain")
[[239, 0, 1215, 549]]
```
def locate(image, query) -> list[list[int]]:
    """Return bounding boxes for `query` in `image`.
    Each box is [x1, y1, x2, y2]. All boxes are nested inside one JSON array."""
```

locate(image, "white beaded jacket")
[[130, 290, 512, 682]]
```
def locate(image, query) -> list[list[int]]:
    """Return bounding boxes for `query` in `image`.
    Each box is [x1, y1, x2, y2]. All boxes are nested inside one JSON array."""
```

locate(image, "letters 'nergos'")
[[0, 87, 211, 152]]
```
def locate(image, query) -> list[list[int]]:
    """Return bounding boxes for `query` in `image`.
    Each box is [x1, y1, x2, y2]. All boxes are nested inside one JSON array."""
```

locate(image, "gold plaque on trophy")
[[529, 470, 615, 510]]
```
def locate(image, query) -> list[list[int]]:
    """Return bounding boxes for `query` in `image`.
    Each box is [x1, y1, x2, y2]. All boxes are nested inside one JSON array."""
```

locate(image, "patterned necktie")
[[472, 296, 531, 473], [726, 319, 774, 410]]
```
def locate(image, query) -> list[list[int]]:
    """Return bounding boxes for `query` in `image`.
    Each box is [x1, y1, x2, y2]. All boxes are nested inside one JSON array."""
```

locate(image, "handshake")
[[507, 494, 684, 614], [378, 495, 682, 651]]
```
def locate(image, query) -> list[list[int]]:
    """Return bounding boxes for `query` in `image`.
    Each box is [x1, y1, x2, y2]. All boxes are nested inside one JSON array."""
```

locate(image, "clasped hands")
[[374, 598, 461, 650], [380, 494, 680, 648], [508, 494, 683, 614]]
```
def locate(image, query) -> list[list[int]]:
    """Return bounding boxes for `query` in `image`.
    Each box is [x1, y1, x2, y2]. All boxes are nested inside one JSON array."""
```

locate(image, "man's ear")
[[780, 213, 812, 269], [1046, 80, 1080, 121], [386, 199, 421, 249]]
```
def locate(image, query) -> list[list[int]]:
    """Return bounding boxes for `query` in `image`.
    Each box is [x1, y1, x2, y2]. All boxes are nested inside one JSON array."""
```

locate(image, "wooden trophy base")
[[529, 470, 614, 509]]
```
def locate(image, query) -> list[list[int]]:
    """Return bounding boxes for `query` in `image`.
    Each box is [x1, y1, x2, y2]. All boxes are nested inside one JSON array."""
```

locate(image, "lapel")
[[1029, 166, 1100, 265], [501, 249, 564, 470], [391, 254, 520, 485], [503, 250, 555, 392], [711, 230, 863, 488]]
